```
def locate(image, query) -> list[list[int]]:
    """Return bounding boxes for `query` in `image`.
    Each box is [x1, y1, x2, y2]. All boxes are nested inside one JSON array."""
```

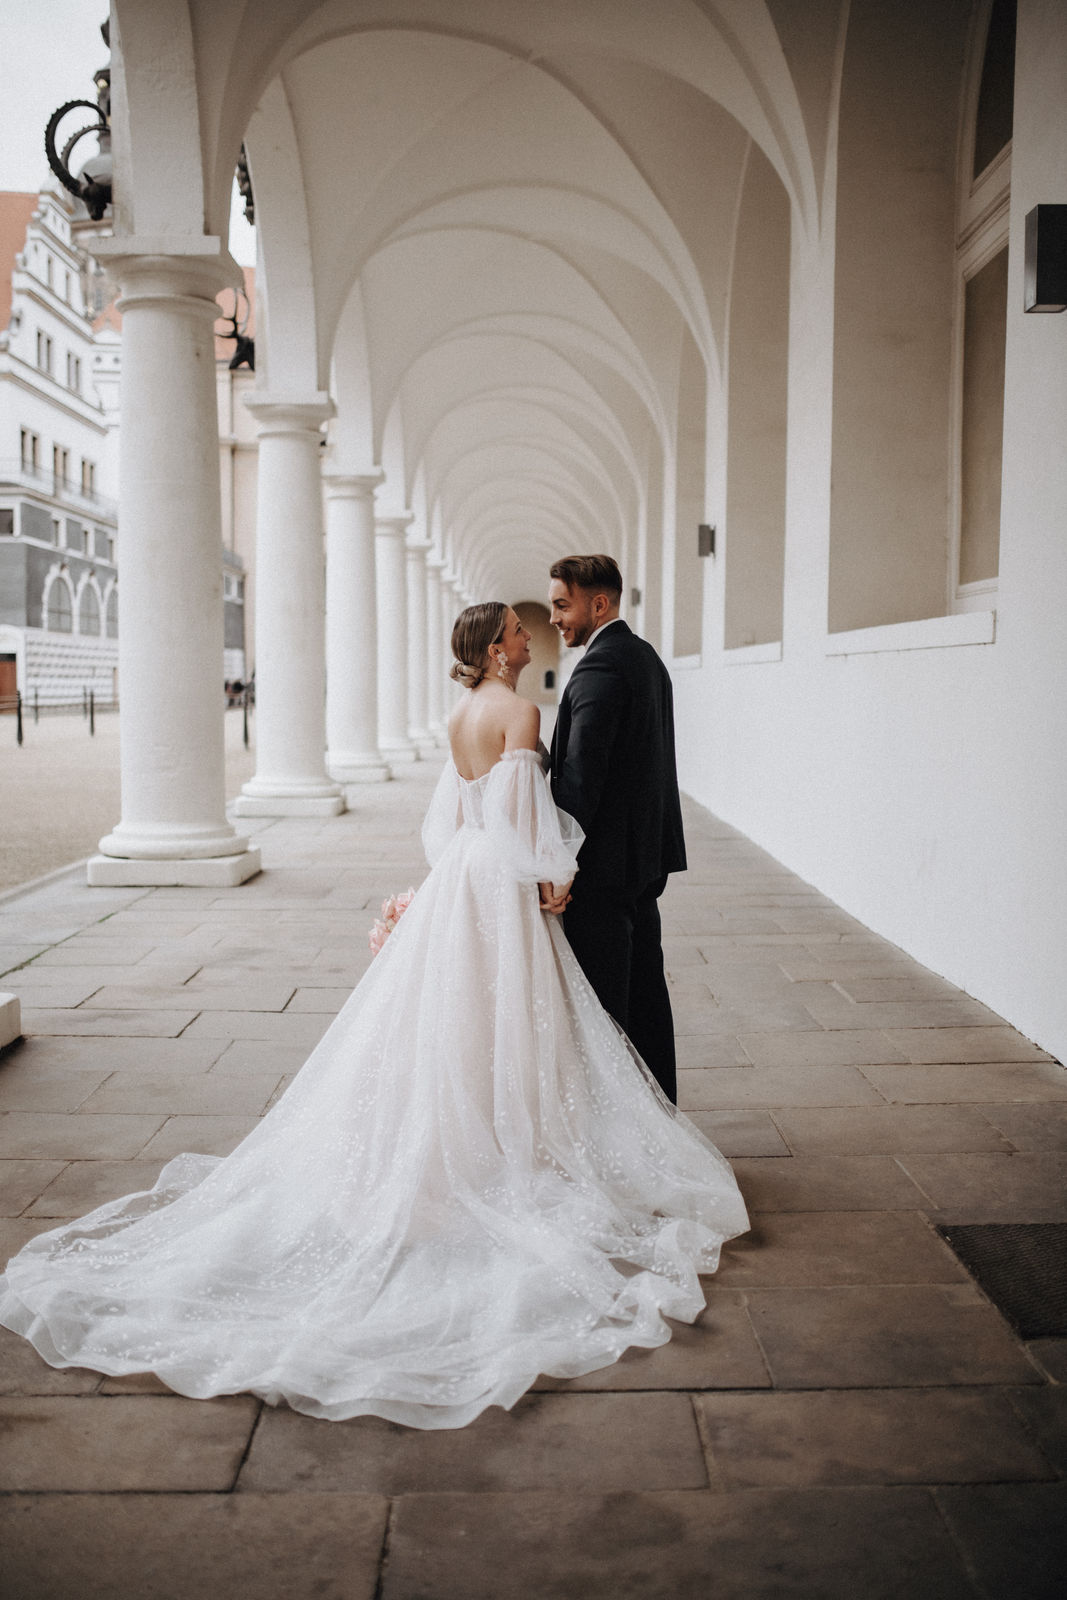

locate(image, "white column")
[[324, 472, 390, 784], [376, 514, 417, 762], [405, 539, 435, 755], [87, 250, 259, 887], [442, 575, 464, 713], [234, 396, 344, 817], [425, 558, 446, 740]]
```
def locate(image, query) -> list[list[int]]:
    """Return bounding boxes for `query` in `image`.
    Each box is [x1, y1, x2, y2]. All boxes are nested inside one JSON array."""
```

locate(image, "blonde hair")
[[450, 602, 508, 689]]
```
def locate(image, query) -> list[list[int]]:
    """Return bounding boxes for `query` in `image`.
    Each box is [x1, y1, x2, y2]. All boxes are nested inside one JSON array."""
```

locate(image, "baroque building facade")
[[77, 0, 1066, 1066], [0, 181, 118, 706]]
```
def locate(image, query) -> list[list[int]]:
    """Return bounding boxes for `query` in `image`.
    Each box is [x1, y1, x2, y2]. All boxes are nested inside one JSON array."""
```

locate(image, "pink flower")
[[368, 887, 417, 955]]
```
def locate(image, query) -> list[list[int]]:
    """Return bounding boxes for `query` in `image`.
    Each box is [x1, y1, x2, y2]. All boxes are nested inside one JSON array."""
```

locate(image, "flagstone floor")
[[0, 756, 1064, 1599]]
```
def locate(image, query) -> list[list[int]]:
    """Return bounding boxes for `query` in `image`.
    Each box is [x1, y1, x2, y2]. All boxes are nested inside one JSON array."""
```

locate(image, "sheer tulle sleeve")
[[421, 760, 463, 867], [484, 748, 584, 886]]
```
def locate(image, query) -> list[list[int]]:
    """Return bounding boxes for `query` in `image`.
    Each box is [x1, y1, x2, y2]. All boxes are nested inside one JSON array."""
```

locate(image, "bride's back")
[[450, 686, 540, 781]]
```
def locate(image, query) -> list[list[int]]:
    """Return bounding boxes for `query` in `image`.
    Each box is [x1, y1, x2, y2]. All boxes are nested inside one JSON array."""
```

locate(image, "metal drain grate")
[[936, 1223, 1067, 1339]]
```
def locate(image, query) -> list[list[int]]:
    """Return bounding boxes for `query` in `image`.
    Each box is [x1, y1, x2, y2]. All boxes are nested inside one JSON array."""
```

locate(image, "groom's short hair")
[[550, 554, 622, 604]]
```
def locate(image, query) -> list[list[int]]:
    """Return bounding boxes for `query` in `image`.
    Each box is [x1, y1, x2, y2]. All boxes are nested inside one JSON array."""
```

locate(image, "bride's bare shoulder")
[[502, 694, 541, 751]]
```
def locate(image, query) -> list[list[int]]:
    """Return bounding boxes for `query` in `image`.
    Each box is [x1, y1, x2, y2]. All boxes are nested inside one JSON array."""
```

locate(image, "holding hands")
[[539, 879, 573, 916]]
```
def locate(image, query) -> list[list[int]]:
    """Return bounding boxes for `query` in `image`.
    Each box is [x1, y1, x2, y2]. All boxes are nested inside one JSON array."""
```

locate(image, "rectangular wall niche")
[[960, 246, 1007, 586]]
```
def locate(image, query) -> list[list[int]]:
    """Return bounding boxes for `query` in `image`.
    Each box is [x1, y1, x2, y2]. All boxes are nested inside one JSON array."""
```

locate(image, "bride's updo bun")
[[450, 602, 508, 690]]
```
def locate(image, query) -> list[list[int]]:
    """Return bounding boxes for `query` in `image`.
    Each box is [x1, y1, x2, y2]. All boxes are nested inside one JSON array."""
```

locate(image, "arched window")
[[79, 584, 101, 636], [106, 586, 118, 638], [46, 576, 73, 633]]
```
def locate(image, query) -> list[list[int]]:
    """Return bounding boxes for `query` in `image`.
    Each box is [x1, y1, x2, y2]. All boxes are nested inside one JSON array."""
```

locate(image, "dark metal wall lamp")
[[698, 524, 716, 557], [1024, 206, 1067, 312]]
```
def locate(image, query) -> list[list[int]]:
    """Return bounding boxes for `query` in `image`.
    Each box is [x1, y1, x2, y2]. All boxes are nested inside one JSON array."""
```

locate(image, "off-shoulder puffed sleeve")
[[421, 760, 463, 867], [484, 748, 584, 886]]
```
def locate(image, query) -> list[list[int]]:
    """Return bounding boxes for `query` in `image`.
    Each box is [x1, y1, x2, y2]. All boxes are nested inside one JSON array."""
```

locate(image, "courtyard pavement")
[[0, 755, 1065, 1598]]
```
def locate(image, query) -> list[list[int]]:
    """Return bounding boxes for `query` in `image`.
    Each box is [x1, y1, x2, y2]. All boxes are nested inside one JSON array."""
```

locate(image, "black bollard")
[[243, 689, 249, 749], [33, 687, 39, 724], [16, 691, 23, 747], [89, 689, 95, 736]]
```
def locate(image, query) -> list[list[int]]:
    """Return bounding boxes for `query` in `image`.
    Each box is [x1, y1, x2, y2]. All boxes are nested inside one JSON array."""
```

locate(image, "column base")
[[380, 742, 419, 764], [87, 848, 263, 888], [0, 992, 21, 1051], [328, 755, 392, 784], [412, 737, 438, 759], [233, 794, 346, 817]]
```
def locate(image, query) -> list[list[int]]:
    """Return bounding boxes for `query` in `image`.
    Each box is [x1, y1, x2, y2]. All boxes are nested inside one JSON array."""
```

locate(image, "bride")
[[0, 603, 748, 1429]]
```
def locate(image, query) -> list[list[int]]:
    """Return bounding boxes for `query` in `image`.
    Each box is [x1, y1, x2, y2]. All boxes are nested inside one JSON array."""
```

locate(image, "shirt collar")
[[585, 616, 624, 649]]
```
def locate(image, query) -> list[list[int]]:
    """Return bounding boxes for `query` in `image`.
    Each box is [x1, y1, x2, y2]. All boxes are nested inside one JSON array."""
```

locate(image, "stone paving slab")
[[0, 764, 1063, 1597], [0, 1492, 389, 1600], [712, 1210, 968, 1288], [730, 1154, 930, 1210], [24, 1159, 168, 1217], [695, 1387, 1055, 1488], [0, 1111, 166, 1159], [934, 1482, 1067, 1600], [19, 1006, 200, 1037], [0, 1395, 259, 1491], [240, 1392, 709, 1495], [381, 1488, 979, 1600], [138, 1114, 259, 1159], [771, 1104, 1014, 1153], [744, 1284, 1044, 1388], [76, 1067, 283, 1116]]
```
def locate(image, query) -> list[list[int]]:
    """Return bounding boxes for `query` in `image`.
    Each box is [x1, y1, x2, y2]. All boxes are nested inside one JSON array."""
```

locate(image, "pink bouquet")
[[368, 887, 416, 956]]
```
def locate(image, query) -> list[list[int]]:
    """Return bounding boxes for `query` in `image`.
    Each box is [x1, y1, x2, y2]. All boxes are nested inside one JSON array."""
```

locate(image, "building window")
[[67, 353, 81, 391], [106, 587, 118, 638], [53, 445, 70, 492], [20, 429, 40, 473], [46, 577, 73, 633], [80, 459, 95, 497], [0, 508, 13, 536], [36, 331, 53, 374], [79, 584, 101, 636], [44, 254, 53, 289], [51, 518, 60, 546], [64, 270, 71, 302]]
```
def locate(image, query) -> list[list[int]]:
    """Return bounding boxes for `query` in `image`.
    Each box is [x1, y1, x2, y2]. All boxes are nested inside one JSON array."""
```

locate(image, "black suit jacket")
[[550, 621, 686, 895]]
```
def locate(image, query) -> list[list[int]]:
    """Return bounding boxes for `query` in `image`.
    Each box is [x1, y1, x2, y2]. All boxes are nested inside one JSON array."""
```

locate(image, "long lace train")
[[0, 751, 749, 1427]]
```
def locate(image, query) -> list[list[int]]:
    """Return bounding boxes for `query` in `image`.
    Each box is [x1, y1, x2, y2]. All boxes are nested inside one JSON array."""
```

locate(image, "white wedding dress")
[[0, 750, 748, 1428]]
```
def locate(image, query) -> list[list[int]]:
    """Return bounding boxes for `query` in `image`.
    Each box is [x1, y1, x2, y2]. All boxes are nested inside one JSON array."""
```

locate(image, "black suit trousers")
[[562, 876, 677, 1104]]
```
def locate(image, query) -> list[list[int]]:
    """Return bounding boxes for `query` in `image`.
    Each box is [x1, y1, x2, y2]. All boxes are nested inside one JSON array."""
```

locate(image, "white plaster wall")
[[673, 0, 1067, 1064]]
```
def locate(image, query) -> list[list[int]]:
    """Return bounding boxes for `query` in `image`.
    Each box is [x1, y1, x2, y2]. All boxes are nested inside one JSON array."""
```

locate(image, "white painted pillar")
[[443, 575, 464, 712], [87, 250, 259, 887], [376, 513, 417, 762], [235, 396, 344, 817], [405, 539, 435, 755], [324, 472, 390, 784], [425, 558, 446, 739]]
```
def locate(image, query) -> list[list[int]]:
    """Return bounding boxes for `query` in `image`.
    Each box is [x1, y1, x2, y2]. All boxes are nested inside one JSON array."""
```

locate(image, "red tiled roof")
[[0, 192, 38, 330]]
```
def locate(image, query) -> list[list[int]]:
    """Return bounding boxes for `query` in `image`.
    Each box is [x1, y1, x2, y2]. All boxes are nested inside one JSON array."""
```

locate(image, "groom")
[[547, 555, 686, 1103]]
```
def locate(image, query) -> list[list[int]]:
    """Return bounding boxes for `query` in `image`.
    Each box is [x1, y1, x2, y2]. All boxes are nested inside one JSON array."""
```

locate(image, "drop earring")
[[495, 652, 512, 687]]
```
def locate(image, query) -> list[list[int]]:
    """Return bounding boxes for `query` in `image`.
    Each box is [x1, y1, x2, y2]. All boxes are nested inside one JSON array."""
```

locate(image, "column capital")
[[323, 471, 384, 502], [244, 392, 335, 435], [405, 538, 433, 560], [91, 237, 241, 302], [376, 512, 414, 539]]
